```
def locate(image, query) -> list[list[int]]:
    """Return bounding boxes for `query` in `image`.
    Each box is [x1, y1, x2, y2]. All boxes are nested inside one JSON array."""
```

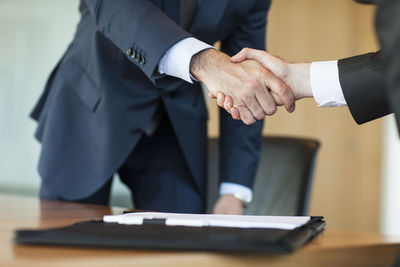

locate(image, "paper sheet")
[[103, 212, 310, 230]]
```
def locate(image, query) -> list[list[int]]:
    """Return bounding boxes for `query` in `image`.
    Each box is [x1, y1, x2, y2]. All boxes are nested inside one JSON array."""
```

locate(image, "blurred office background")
[[0, 0, 399, 235]]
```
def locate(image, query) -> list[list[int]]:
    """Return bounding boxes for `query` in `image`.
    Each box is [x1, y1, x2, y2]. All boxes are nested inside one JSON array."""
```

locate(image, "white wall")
[[0, 0, 79, 194], [0, 0, 132, 207], [381, 115, 400, 236]]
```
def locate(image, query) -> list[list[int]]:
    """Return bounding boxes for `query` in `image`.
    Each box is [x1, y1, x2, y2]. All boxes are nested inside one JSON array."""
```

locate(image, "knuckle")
[[266, 105, 277, 116], [240, 90, 252, 103], [252, 107, 264, 120], [246, 118, 256, 125], [255, 112, 265, 120], [243, 118, 253, 125], [248, 80, 260, 91]]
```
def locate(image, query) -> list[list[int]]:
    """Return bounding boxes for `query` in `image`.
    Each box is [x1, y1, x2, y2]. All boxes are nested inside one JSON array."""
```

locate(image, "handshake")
[[190, 48, 313, 125]]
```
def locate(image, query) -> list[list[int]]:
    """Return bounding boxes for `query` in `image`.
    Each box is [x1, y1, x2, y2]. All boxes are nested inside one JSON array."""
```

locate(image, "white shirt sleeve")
[[219, 182, 253, 203], [158, 37, 214, 83], [310, 60, 347, 107]]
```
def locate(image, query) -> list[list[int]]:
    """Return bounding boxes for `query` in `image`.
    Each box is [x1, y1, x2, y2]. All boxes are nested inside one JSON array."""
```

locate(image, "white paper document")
[[103, 212, 310, 230]]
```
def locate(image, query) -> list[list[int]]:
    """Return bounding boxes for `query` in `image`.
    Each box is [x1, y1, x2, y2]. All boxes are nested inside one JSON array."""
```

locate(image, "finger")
[[274, 54, 290, 63], [245, 96, 267, 120], [224, 95, 233, 112], [271, 92, 284, 106], [231, 48, 249, 63], [216, 92, 225, 107], [233, 49, 271, 67], [240, 83, 268, 120], [255, 91, 277, 116], [236, 105, 256, 125], [208, 92, 217, 99], [263, 71, 295, 113], [249, 81, 277, 116], [230, 107, 240, 120]]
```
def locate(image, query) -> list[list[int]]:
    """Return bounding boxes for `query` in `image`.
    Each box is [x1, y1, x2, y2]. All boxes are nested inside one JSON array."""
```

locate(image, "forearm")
[[287, 63, 312, 99]]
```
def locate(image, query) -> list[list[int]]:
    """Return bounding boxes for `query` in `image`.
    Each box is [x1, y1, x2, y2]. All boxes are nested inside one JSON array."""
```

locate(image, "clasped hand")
[[191, 48, 312, 124], [190, 48, 298, 125]]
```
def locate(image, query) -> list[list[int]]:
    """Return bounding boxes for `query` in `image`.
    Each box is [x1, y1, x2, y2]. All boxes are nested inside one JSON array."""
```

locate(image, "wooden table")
[[1, 194, 400, 267]]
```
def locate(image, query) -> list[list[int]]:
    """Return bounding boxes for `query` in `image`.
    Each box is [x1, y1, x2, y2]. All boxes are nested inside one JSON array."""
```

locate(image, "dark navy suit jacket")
[[31, 0, 270, 200]]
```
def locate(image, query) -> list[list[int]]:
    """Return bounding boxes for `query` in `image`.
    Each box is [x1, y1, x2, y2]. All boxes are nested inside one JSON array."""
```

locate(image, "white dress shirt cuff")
[[158, 37, 214, 83], [219, 182, 253, 203], [310, 60, 347, 107]]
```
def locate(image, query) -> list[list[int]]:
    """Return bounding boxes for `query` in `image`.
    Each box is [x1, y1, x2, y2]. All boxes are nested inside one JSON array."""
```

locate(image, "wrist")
[[221, 193, 251, 208], [190, 49, 226, 82], [213, 194, 244, 215], [288, 63, 312, 100]]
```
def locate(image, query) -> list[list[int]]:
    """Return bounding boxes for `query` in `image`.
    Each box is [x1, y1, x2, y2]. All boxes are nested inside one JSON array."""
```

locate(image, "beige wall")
[[208, 0, 381, 232]]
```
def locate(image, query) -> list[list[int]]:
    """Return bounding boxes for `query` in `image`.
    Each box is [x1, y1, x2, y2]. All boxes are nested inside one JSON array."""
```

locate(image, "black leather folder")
[[14, 216, 325, 253]]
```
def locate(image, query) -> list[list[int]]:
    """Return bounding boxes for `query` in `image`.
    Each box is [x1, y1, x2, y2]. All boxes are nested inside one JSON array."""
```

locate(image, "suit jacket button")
[[134, 53, 141, 62], [139, 55, 146, 65], [130, 49, 137, 60], [127, 48, 133, 56]]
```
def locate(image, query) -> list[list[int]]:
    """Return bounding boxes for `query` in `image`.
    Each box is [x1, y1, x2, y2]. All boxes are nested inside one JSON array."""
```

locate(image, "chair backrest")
[[207, 136, 320, 216]]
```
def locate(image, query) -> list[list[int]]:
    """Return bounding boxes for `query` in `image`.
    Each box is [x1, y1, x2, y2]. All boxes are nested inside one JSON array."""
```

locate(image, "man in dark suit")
[[31, 0, 295, 214]]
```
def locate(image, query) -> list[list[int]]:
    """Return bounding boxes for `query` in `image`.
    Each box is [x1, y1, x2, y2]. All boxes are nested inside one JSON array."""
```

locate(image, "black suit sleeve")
[[83, 0, 190, 83], [338, 51, 391, 124]]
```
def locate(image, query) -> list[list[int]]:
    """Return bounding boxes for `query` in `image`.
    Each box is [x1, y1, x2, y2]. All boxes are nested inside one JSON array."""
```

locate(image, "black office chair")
[[207, 136, 320, 216]]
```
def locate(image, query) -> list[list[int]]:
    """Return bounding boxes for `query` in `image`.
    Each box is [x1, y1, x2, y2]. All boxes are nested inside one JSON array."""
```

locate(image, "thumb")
[[231, 48, 248, 63]]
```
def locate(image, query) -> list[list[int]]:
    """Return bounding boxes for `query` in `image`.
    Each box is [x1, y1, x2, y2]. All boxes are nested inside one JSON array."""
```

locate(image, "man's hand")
[[191, 49, 295, 125], [217, 48, 313, 121], [212, 194, 244, 215], [231, 48, 312, 100]]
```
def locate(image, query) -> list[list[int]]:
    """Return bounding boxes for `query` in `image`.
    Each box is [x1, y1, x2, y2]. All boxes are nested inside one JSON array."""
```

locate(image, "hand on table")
[[212, 194, 244, 215], [190, 49, 295, 125]]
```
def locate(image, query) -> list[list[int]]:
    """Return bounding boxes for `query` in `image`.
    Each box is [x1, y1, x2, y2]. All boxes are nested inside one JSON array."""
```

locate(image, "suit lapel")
[[189, 0, 230, 38]]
